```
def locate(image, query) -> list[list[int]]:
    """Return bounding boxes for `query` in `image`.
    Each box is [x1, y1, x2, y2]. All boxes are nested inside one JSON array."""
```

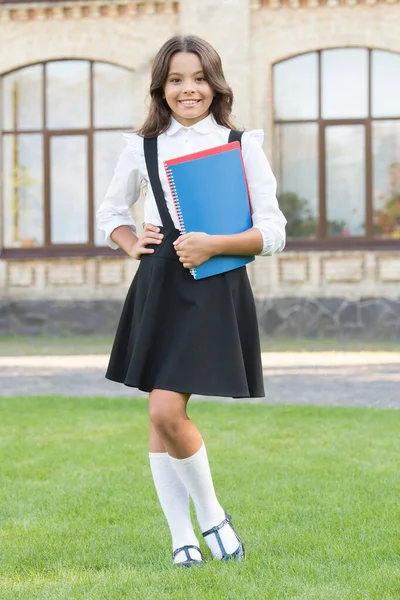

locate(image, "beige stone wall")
[[0, 254, 139, 301], [179, 0, 252, 125], [249, 251, 400, 300], [1, 0, 400, 306], [2, 250, 400, 302]]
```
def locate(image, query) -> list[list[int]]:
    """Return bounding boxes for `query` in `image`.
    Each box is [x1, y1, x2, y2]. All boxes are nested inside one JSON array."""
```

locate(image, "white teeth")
[[180, 100, 199, 105]]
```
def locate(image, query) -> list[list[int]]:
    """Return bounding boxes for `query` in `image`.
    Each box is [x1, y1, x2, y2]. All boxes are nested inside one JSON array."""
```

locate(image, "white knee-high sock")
[[149, 452, 201, 563], [168, 443, 240, 559]]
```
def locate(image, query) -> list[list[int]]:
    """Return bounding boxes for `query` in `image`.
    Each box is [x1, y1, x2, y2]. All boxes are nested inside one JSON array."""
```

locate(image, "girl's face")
[[163, 52, 214, 127]]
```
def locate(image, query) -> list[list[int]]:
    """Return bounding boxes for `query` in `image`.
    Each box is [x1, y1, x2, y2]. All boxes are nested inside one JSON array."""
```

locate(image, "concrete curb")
[[0, 352, 399, 369]]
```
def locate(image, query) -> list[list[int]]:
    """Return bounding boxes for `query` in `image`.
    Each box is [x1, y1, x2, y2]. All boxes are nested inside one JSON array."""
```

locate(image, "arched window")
[[1, 60, 134, 255], [273, 49, 400, 247]]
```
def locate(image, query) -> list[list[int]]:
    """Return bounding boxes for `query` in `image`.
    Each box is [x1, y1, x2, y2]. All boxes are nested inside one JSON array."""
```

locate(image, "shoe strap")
[[202, 514, 239, 560], [173, 545, 201, 561], [202, 514, 231, 538]]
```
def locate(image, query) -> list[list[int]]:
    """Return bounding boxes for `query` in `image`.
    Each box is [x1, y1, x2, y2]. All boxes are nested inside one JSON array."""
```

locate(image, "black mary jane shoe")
[[173, 545, 203, 568], [202, 512, 246, 562]]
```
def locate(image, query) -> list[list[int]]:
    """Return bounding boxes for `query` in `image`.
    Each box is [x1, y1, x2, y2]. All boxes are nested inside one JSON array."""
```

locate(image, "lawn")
[[1, 335, 400, 356], [1, 397, 399, 599]]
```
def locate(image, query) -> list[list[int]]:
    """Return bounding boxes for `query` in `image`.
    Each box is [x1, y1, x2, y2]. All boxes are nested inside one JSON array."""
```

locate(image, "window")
[[274, 49, 400, 246], [1, 60, 134, 253]]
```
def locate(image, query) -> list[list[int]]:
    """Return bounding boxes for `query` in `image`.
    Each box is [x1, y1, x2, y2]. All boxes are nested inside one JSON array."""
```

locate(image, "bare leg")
[[149, 420, 167, 453], [149, 389, 203, 459], [148, 394, 201, 564], [148, 389, 242, 560]]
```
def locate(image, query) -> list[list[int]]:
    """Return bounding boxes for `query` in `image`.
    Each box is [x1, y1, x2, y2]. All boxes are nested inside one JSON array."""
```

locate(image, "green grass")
[[1, 335, 400, 356], [0, 336, 115, 356], [260, 336, 400, 352], [1, 397, 399, 599]]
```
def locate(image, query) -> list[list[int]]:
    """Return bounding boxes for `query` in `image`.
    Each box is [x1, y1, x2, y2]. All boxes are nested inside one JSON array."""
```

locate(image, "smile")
[[178, 100, 201, 106]]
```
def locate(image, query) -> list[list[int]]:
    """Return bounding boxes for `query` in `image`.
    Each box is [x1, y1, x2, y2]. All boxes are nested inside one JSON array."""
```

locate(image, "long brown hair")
[[136, 35, 237, 138]]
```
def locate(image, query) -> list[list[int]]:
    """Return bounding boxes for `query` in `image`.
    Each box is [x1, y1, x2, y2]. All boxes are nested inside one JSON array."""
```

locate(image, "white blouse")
[[96, 114, 287, 255]]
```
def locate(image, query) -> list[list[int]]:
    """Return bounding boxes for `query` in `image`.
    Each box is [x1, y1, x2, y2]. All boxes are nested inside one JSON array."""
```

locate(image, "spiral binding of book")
[[164, 164, 197, 278], [165, 167, 186, 235]]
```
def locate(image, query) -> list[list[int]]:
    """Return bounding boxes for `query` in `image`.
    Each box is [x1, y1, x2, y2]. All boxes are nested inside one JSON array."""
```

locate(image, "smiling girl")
[[97, 35, 286, 568]]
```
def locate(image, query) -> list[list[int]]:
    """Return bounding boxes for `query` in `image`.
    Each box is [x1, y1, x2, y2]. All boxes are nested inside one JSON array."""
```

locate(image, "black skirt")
[[106, 228, 265, 398]]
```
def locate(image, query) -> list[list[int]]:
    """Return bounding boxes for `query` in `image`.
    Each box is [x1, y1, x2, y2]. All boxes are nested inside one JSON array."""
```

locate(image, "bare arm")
[[209, 228, 263, 256], [111, 225, 138, 255]]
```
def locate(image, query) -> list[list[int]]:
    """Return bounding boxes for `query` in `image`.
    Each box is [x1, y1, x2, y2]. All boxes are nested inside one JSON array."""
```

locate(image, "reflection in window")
[[94, 131, 126, 245], [1, 60, 134, 250], [50, 136, 88, 244], [274, 124, 318, 238], [2, 65, 43, 131], [94, 63, 134, 128], [326, 126, 365, 237], [372, 121, 400, 239], [274, 53, 318, 121], [372, 51, 400, 118], [322, 49, 368, 119], [46, 61, 90, 129], [273, 48, 400, 243], [2, 134, 44, 247]]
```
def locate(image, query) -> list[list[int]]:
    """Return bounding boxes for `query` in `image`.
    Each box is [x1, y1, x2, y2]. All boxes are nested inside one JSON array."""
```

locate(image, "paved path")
[[1, 352, 399, 408]]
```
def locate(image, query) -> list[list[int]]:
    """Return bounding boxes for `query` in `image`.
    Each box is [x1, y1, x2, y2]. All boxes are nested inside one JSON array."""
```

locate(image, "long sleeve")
[[96, 145, 143, 249], [242, 132, 287, 256]]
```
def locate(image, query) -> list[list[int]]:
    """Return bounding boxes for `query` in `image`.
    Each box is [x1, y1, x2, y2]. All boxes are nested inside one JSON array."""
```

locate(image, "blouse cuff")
[[104, 219, 136, 250], [252, 226, 277, 256]]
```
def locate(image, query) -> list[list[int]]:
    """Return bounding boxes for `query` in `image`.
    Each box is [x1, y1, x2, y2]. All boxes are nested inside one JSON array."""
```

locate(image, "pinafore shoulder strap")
[[228, 130, 244, 146], [144, 136, 175, 231]]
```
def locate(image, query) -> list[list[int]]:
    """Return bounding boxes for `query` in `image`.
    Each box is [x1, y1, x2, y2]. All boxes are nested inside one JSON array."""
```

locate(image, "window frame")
[[273, 48, 400, 251], [0, 59, 133, 258]]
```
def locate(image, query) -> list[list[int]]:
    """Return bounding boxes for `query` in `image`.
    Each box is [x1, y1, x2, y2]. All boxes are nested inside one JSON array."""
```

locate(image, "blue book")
[[164, 141, 255, 280]]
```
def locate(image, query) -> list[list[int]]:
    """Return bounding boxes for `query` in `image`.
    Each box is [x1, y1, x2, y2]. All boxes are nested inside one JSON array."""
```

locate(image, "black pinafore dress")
[[105, 131, 265, 398]]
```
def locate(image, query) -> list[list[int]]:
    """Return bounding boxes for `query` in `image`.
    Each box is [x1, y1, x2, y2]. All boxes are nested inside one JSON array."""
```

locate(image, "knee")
[[149, 399, 186, 439]]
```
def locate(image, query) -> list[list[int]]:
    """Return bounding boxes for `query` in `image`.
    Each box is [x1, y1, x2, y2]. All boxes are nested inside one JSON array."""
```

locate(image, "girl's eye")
[[168, 77, 206, 84]]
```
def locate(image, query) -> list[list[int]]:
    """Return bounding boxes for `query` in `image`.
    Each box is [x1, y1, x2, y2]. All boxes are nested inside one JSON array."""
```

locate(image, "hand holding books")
[[173, 231, 212, 270]]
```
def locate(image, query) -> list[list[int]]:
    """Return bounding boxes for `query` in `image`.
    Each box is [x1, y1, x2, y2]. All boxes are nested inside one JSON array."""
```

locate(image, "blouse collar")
[[166, 113, 218, 136]]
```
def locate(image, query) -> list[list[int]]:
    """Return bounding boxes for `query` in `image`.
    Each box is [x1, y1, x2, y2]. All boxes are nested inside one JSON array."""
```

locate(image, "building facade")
[[0, 0, 400, 337]]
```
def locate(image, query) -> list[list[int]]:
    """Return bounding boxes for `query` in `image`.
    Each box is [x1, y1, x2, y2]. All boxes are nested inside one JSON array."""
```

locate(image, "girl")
[[97, 35, 286, 568]]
